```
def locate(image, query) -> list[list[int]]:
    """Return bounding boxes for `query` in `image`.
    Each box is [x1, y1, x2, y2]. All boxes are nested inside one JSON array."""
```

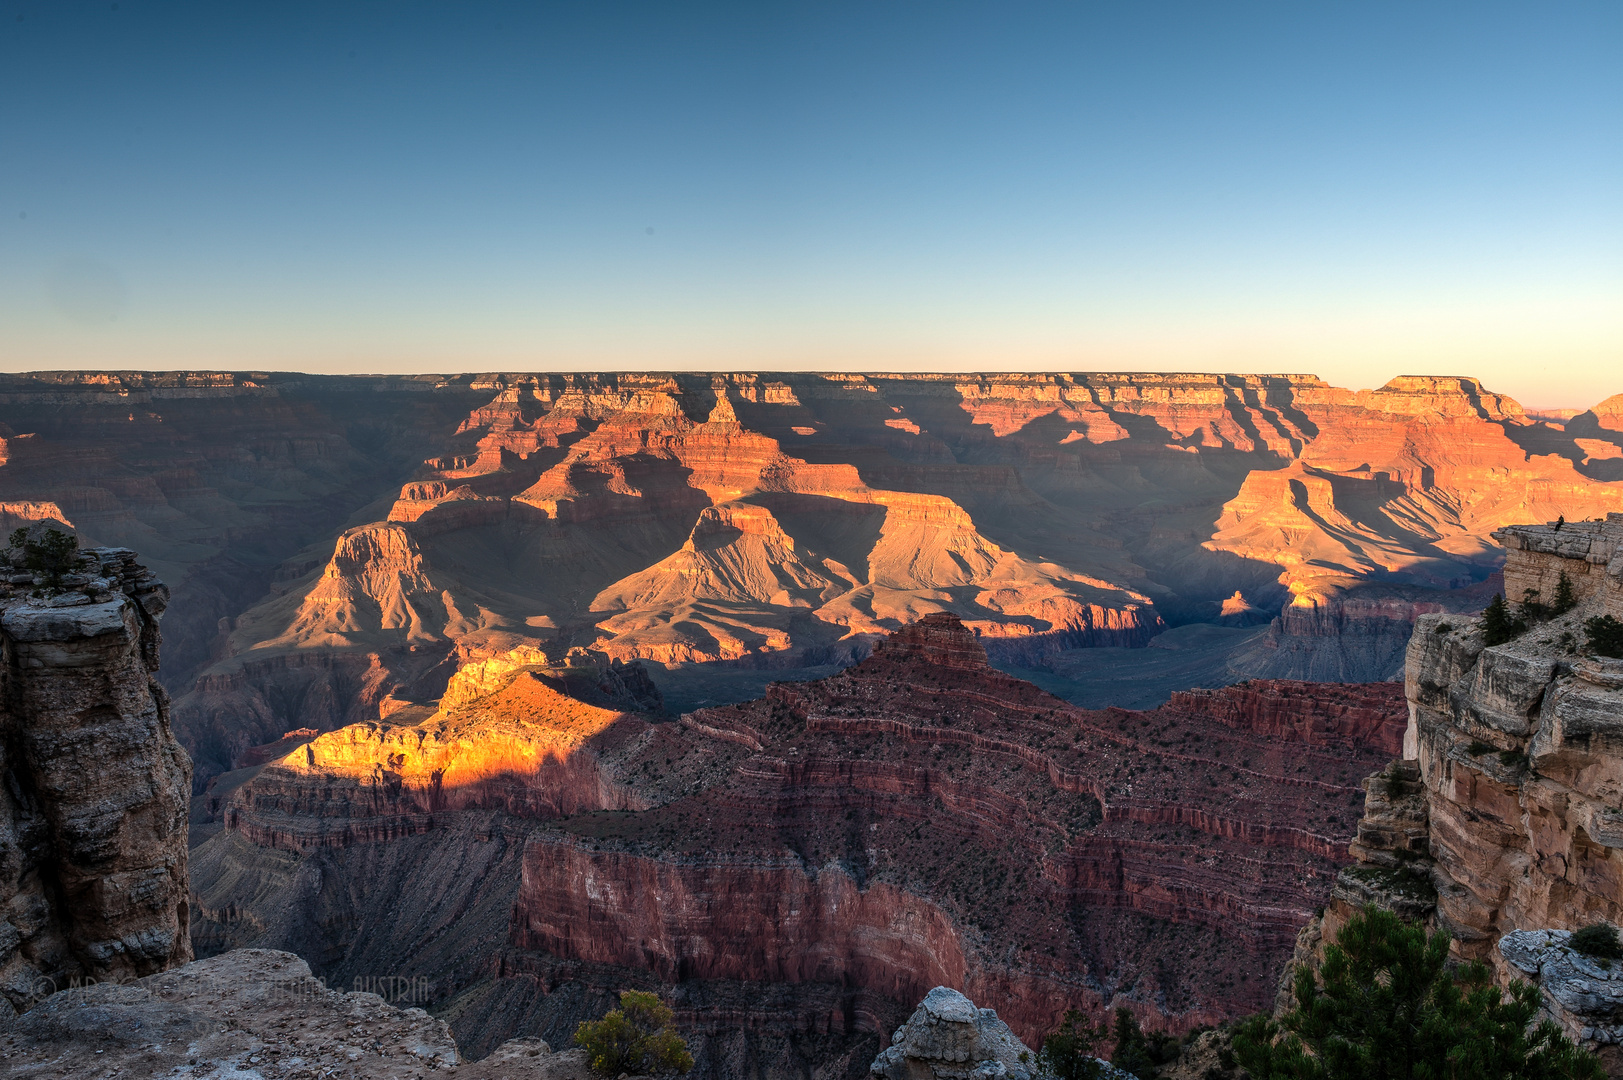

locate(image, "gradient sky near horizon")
[[1, 2, 1618, 407]]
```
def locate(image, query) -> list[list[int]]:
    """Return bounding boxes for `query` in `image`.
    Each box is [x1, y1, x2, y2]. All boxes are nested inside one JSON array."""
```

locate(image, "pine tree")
[[1482, 593, 1524, 646], [1038, 1009, 1107, 1080], [1585, 615, 1623, 659], [1234, 905, 1604, 1080], [1553, 572, 1577, 616], [1110, 1008, 1153, 1078]]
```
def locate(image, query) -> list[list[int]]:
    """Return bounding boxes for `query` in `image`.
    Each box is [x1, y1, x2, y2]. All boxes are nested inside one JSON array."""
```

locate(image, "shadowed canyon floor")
[[1, 373, 1621, 792], [191, 614, 1405, 1079]]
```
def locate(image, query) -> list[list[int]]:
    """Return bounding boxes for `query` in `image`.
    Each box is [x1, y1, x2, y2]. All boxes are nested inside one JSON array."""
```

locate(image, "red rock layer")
[[1163, 680, 1406, 754], [495, 616, 1403, 1046]]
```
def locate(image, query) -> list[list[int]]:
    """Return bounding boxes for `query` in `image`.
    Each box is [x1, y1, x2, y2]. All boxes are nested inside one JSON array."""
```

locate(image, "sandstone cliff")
[[195, 613, 1403, 1077], [0, 539, 191, 1014], [1309, 513, 1623, 1067]]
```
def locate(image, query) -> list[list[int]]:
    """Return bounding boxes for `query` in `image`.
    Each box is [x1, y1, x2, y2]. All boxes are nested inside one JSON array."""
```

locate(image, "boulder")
[[869, 987, 1041, 1080]]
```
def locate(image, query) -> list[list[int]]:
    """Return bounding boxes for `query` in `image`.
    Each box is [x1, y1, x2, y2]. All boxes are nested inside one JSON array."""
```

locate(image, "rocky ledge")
[[1304, 514, 1623, 1071], [0, 947, 593, 1079], [1498, 930, 1623, 1051]]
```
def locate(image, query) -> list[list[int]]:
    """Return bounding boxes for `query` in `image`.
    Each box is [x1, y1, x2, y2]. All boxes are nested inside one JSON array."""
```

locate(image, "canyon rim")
[[3, 371, 1623, 1078]]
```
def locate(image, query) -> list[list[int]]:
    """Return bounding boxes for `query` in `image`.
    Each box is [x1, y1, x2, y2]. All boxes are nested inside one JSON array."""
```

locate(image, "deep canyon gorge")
[[3, 370, 1623, 1078]]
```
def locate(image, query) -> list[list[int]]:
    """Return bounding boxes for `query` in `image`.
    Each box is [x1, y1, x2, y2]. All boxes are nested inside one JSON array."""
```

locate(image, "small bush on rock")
[[1570, 923, 1623, 960], [575, 990, 693, 1076], [7, 527, 79, 587]]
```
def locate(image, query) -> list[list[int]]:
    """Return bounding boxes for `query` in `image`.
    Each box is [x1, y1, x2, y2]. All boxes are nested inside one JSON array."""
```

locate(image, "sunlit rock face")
[[197, 613, 1404, 1077], [0, 543, 191, 1013], [222, 670, 651, 850], [3, 372, 1620, 792]]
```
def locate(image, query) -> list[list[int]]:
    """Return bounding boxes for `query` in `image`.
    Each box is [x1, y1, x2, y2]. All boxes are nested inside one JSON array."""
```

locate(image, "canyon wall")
[[194, 614, 1404, 1077], [1314, 513, 1623, 1066], [0, 539, 192, 1013], [4, 371, 1620, 793]]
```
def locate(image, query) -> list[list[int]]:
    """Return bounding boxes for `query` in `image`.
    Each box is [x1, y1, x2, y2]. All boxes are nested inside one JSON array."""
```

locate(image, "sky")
[[1, 2, 1618, 408]]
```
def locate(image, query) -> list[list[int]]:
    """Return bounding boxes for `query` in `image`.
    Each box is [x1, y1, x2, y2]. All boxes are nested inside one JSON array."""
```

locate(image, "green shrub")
[[7, 527, 79, 587], [1233, 905, 1603, 1080], [1570, 923, 1622, 960], [575, 990, 693, 1076], [1518, 588, 1550, 624], [1467, 741, 1494, 757], [1584, 615, 1623, 659]]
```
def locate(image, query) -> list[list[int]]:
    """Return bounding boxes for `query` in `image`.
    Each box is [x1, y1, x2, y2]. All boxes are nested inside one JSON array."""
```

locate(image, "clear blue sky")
[[2, 1, 1618, 406]]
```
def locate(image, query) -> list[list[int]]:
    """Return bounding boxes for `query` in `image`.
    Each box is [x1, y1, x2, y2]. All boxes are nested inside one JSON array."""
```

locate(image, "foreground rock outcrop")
[[1311, 513, 1623, 1068], [868, 986, 1092, 1080], [0, 947, 592, 1079], [197, 613, 1404, 1077], [1498, 930, 1623, 1053], [0, 539, 191, 1013]]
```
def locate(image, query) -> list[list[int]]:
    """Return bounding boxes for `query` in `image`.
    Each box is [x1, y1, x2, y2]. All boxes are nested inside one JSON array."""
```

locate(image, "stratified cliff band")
[[0, 536, 191, 1013], [0, 371, 1618, 790], [193, 613, 1404, 1077], [1315, 512, 1623, 1069]]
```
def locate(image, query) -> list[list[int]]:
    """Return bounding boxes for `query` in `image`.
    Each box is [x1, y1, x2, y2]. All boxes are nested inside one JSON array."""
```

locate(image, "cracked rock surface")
[[0, 948, 596, 1079], [867, 986, 1130, 1080]]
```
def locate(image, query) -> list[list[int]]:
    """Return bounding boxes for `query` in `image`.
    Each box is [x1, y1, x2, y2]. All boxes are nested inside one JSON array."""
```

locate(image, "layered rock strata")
[[1312, 514, 1623, 1067], [2, 370, 1589, 788], [1232, 575, 1506, 683], [0, 372, 489, 718], [0, 540, 191, 1013], [200, 613, 1404, 1076]]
